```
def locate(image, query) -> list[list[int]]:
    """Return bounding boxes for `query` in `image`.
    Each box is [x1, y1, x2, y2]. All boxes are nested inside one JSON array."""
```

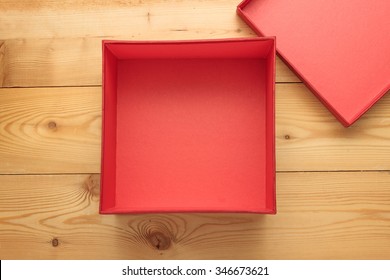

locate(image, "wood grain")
[[1, 0, 389, 261], [0, 87, 101, 174], [0, 0, 298, 87], [0, 41, 4, 86], [1, 172, 390, 259], [0, 38, 298, 87], [1, 85, 389, 174], [1, 0, 250, 40], [276, 84, 390, 171]]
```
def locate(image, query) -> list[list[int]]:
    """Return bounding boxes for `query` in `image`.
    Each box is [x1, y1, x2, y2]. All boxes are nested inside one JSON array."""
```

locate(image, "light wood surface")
[[1, 0, 390, 259], [1, 85, 390, 174], [1, 172, 390, 259]]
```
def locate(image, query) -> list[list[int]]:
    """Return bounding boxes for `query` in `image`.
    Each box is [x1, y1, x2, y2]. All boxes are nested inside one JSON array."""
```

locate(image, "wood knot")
[[82, 174, 100, 198], [147, 231, 171, 250], [128, 216, 179, 251], [48, 121, 57, 131], [284, 134, 290, 140], [51, 238, 59, 247]]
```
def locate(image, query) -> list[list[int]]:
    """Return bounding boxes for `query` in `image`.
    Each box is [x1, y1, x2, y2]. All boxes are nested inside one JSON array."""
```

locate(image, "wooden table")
[[1, 0, 390, 260]]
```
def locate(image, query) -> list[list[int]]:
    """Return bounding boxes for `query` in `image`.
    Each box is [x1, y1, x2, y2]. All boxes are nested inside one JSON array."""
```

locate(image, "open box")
[[237, 0, 390, 127], [100, 38, 276, 214]]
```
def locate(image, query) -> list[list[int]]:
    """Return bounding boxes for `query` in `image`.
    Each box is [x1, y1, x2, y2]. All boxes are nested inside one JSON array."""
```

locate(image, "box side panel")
[[100, 44, 117, 212], [106, 39, 273, 59], [265, 41, 276, 214]]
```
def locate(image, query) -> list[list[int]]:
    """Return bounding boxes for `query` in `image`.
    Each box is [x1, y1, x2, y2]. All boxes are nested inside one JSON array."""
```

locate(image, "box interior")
[[101, 39, 275, 213]]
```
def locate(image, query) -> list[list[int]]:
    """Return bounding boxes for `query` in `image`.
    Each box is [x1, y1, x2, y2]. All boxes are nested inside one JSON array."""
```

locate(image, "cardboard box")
[[238, 0, 390, 127], [101, 38, 276, 214]]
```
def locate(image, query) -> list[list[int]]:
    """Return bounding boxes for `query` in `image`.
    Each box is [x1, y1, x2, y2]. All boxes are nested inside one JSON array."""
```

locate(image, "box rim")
[[100, 38, 276, 214]]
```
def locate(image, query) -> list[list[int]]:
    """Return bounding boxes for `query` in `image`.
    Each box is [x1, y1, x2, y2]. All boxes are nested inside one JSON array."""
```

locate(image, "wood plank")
[[2, 1, 250, 40], [276, 84, 390, 171], [1, 86, 389, 174], [0, 38, 298, 87], [0, 87, 101, 174], [1, 172, 390, 259], [0, 38, 103, 87]]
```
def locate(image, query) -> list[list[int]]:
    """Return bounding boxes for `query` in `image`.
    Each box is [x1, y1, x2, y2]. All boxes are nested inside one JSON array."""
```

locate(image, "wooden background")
[[1, 0, 390, 260]]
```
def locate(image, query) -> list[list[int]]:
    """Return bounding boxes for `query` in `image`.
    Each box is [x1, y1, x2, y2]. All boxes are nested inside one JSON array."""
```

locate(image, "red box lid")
[[101, 38, 276, 214], [238, 0, 390, 126]]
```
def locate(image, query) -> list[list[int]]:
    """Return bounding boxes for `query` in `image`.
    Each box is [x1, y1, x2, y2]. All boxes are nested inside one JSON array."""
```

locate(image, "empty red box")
[[238, 0, 390, 127], [100, 38, 276, 214]]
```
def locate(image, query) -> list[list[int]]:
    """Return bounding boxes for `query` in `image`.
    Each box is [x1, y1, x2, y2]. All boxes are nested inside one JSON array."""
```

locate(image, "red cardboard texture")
[[238, 0, 390, 127], [101, 38, 276, 214]]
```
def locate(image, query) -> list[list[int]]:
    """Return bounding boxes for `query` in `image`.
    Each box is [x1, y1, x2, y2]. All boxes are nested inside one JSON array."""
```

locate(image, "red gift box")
[[238, 0, 390, 127], [100, 38, 276, 214]]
